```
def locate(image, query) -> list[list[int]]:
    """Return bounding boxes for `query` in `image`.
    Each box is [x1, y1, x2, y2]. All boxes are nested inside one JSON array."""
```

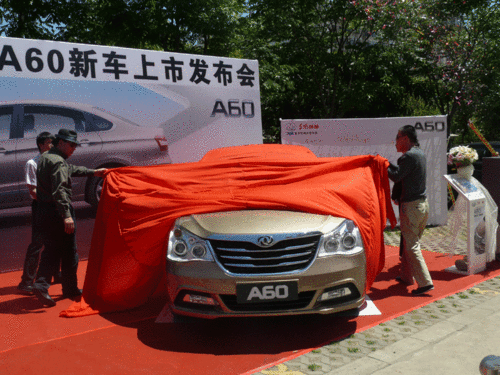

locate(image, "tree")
[[375, 0, 500, 142], [2, 0, 247, 56], [2, 0, 500, 143], [241, 0, 412, 141], [0, 0, 61, 39]]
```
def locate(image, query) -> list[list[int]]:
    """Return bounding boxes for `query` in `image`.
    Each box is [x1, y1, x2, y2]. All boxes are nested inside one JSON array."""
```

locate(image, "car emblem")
[[257, 236, 274, 247]]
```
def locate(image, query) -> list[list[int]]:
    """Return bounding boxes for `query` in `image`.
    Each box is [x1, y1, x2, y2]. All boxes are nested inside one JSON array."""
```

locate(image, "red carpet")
[[1, 246, 499, 375]]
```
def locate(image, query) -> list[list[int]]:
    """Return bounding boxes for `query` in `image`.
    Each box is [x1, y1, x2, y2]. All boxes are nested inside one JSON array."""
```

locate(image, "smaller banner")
[[281, 116, 448, 226]]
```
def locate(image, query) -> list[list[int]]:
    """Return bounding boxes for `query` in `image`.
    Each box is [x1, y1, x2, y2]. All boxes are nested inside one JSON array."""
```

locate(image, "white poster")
[[1, 37, 262, 211], [281, 116, 448, 226]]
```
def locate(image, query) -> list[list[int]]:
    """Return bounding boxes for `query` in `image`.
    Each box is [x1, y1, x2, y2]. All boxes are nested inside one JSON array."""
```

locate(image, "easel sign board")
[[444, 174, 487, 275]]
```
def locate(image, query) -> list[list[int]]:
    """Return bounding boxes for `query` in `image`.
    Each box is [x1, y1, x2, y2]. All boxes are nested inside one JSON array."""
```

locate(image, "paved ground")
[[252, 226, 500, 375]]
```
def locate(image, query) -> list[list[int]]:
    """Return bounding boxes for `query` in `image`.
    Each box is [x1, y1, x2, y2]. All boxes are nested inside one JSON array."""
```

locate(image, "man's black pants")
[[19, 200, 44, 286], [34, 202, 79, 295]]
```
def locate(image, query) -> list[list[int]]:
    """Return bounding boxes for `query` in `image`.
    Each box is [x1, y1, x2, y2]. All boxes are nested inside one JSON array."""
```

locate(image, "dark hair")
[[36, 132, 55, 152], [398, 125, 419, 146], [52, 137, 61, 147]]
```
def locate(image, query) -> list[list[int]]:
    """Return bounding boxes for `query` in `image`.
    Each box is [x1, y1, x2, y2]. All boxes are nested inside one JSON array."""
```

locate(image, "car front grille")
[[209, 234, 321, 275]]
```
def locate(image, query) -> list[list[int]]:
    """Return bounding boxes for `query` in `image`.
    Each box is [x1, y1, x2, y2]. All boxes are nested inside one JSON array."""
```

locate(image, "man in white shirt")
[[17, 132, 58, 293]]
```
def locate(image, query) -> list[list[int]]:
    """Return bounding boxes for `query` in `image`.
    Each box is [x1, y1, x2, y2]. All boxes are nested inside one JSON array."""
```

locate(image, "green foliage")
[[1, 0, 247, 56], [376, 0, 500, 140], [243, 0, 413, 139], [2, 0, 500, 143], [401, 96, 441, 118], [0, 0, 61, 39]]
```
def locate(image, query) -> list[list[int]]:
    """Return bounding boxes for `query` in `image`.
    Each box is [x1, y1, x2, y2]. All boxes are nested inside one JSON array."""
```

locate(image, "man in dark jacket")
[[387, 125, 434, 296], [32, 129, 106, 307]]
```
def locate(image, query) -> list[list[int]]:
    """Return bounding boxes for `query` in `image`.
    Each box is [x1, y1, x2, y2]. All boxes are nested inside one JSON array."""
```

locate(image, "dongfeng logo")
[[257, 236, 274, 247]]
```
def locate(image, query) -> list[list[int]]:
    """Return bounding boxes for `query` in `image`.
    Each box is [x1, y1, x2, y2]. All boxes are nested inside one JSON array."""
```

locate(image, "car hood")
[[176, 210, 346, 238]]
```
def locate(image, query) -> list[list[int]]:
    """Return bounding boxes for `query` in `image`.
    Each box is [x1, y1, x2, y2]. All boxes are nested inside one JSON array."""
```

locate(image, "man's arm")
[[387, 154, 414, 183], [25, 159, 37, 200], [68, 165, 107, 177], [61, 167, 106, 234], [50, 161, 73, 220]]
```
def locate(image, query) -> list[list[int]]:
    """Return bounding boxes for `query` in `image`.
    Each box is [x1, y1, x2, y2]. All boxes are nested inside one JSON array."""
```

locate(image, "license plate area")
[[236, 281, 298, 304]]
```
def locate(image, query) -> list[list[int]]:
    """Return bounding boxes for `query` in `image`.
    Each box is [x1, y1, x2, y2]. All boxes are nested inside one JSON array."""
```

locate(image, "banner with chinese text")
[[281, 116, 448, 226]]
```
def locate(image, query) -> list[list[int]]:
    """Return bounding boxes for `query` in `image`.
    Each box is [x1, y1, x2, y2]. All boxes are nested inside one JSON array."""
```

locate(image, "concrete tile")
[[367, 337, 428, 363], [410, 320, 465, 342], [369, 311, 500, 375], [325, 357, 387, 375], [447, 304, 498, 325], [473, 294, 500, 309]]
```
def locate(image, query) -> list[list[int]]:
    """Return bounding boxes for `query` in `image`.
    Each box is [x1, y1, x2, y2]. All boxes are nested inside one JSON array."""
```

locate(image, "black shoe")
[[17, 283, 34, 294], [33, 288, 56, 307], [62, 289, 82, 300], [411, 285, 434, 295]]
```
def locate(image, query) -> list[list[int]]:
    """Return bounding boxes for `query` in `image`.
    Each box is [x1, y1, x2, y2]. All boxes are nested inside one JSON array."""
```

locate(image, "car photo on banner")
[[0, 100, 170, 210]]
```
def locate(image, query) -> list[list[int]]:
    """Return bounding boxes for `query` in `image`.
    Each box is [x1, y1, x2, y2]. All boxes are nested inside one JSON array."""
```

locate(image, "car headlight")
[[167, 226, 214, 262], [318, 219, 363, 257]]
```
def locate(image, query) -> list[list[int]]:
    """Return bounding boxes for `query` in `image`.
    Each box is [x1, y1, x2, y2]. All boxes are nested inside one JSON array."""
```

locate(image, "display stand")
[[443, 174, 487, 275]]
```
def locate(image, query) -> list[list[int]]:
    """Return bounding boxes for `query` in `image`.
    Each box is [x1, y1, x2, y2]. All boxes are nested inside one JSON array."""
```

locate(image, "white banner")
[[0, 37, 262, 165], [281, 116, 448, 226], [0, 37, 259, 89], [1, 37, 262, 212]]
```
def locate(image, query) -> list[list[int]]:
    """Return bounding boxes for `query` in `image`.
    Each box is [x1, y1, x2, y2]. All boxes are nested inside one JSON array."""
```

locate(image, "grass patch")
[[308, 364, 321, 371]]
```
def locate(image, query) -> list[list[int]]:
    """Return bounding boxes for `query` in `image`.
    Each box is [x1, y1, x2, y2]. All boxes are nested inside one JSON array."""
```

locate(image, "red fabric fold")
[[62, 144, 396, 317]]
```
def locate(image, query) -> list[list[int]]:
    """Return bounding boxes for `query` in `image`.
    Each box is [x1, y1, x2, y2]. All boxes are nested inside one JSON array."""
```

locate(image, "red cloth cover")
[[60, 144, 396, 317]]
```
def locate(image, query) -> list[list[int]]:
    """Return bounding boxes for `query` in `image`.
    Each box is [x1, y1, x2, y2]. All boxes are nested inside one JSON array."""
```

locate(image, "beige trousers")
[[399, 198, 433, 287]]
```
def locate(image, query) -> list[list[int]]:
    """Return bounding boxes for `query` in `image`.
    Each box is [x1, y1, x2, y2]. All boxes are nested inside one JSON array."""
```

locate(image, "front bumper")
[[166, 251, 366, 319]]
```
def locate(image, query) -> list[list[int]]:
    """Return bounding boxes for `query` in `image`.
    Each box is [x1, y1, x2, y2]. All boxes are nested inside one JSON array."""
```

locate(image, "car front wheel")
[[86, 164, 124, 211], [86, 175, 103, 211]]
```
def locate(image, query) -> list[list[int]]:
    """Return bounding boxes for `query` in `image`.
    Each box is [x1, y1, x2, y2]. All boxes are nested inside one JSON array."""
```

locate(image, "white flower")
[[447, 145, 479, 166]]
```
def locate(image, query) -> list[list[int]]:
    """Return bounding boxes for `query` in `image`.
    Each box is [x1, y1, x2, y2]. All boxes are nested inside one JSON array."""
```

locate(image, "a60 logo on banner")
[[211, 99, 255, 118]]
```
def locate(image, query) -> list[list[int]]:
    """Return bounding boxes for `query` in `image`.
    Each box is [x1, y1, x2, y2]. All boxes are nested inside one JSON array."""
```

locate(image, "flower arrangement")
[[447, 145, 479, 167]]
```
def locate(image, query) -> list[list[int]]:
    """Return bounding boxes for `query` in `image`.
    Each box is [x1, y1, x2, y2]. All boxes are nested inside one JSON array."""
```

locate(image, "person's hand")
[[28, 185, 37, 200], [64, 217, 75, 234], [94, 168, 107, 177]]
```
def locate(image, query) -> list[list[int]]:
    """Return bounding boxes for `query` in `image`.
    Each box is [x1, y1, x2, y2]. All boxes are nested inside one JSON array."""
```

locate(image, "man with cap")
[[32, 129, 106, 307], [17, 132, 61, 294]]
